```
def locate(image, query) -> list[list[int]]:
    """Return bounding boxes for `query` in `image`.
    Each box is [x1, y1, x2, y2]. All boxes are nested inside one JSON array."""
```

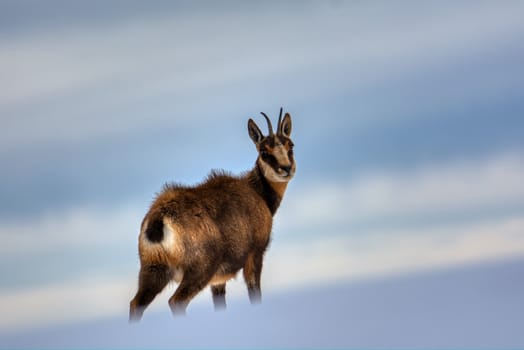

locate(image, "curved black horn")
[[260, 112, 274, 136], [277, 107, 283, 135]]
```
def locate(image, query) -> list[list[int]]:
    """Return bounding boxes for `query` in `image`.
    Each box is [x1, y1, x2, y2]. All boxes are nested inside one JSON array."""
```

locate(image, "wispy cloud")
[[2, 152, 521, 262], [2, 2, 523, 150], [2, 1, 523, 219], [280, 152, 524, 232], [1, 151, 523, 331], [1, 214, 523, 332], [268, 216, 524, 290], [0, 205, 140, 258], [0, 277, 133, 332], [1, 1, 524, 335]]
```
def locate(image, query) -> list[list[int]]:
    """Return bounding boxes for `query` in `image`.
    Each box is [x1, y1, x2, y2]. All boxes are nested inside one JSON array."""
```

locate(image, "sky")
[[1, 0, 524, 347], [2, 258, 524, 348]]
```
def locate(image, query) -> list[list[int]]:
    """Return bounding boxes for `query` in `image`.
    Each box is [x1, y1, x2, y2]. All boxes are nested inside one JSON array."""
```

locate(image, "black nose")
[[280, 165, 292, 175]]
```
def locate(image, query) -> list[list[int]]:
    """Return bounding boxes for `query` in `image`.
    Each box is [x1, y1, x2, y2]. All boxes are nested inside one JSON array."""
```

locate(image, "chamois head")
[[248, 108, 296, 183]]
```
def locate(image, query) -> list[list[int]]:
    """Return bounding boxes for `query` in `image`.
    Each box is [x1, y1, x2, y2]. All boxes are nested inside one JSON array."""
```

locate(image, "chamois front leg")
[[130, 264, 171, 322], [243, 252, 264, 304], [211, 283, 227, 310]]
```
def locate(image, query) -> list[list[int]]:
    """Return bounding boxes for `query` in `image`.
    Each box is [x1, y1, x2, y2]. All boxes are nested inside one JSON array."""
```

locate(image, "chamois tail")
[[144, 211, 164, 243]]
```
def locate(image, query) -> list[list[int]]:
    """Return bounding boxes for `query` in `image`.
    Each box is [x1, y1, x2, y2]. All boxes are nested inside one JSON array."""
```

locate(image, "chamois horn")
[[276, 107, 283, 135], [260, 112, 274, 136]]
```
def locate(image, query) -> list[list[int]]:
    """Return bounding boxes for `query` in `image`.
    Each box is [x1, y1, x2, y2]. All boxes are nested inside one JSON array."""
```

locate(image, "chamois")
[[129, 108, 295, 321]]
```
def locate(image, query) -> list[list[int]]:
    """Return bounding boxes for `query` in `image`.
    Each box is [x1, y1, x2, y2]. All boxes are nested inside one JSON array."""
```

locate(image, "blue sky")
[[1, 0, 524, 345]]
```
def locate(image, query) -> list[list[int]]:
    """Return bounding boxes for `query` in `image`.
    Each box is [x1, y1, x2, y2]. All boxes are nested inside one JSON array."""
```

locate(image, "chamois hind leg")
[[211, 283, 227, 310], [168, 266, 215, 316], [243, 252, 264, 304], [130, 264, 171, 322]]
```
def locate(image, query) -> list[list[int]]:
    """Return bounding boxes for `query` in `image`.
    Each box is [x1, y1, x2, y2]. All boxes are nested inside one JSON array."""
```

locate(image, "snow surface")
[[1, 257, 523, 348]]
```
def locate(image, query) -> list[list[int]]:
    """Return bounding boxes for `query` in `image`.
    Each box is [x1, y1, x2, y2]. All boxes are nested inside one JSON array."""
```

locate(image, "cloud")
[[1, 1, 524, 335], [2, 1, 523, 219], [1, 214, 523, 332], [1, 1, 523, 151], [3, 152, 522, 261], [2, 151, 524, 331], [0, 205, 141, 258], [280, 152, 524, 232], [0, 276, 133, 332], [267, 216, 524, 290]]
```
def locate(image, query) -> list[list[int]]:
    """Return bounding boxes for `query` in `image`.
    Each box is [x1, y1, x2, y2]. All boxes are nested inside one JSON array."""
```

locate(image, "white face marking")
[[258, 157, 295, 183], [258, 138, 295, 182], [273, 144, 291, 166]]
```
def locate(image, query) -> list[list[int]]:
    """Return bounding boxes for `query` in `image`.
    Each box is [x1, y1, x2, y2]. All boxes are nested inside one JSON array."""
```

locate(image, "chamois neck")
[[246, 163, 287, 215], [268, 180, 288, 199]]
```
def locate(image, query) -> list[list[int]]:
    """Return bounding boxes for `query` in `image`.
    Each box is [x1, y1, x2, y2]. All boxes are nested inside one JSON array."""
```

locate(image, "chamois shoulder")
[[161, 181, 187, 193], [204, 169, 237, 182], [198, 169, 245, 189]]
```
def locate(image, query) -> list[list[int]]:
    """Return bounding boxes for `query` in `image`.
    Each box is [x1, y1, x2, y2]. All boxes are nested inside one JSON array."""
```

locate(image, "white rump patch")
[[162, 218, 178, 252]]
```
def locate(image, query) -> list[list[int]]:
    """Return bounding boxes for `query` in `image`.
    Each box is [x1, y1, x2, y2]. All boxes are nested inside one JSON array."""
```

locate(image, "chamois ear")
[[248, 119, 264, 144], [279, 113, 292, 137]]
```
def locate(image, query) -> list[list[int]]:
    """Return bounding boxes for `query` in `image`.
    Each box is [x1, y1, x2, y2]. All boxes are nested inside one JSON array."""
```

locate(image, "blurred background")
[[1, 0, 524, 348]]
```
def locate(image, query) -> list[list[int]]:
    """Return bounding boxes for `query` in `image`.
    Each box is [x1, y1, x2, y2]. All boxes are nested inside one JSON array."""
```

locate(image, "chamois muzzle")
[[279, 165, 292, 177]]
